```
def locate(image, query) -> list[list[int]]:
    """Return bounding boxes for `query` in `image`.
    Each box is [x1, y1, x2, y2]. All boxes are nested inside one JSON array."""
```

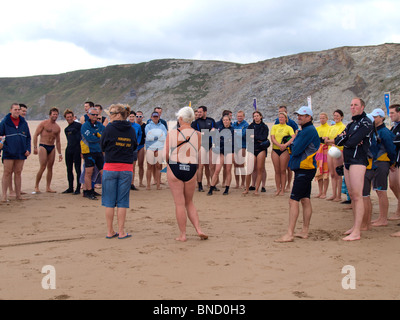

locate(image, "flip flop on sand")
[[118, 234, 132, 239], [105, 233, 119, 239]]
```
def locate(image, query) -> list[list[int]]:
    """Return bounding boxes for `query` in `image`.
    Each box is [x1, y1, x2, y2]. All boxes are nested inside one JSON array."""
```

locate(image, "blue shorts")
[[101, 170, 133, 208]]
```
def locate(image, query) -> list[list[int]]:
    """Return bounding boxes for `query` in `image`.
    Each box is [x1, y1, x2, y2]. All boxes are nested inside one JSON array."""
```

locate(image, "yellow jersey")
[[327, 121, 346, 150], [271, 123, 295, 150]]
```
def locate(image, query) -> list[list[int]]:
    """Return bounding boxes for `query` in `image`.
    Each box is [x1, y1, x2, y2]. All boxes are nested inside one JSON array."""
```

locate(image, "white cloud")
[[1, 0, 400, 77], [0, 40, 117, 77]]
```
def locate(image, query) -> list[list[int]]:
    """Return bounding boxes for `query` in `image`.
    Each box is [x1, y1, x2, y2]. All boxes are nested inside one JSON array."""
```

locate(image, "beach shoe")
[[106, 233, 119, 239], [249, 186, 256, 191], [118, 233, 132, 239], [62, 188, 73, 194], [223, 186, 229, 195], [207, 186, 216, 196], [261, 187, 266, 192], [83, 190, 98, 200]]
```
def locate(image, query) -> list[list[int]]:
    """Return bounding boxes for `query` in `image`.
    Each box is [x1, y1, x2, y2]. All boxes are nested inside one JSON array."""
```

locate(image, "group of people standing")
[[1, 97, 400, 242]]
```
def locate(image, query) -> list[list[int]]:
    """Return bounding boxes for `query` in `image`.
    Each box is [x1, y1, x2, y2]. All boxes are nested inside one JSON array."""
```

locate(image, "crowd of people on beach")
[[1, 97, 400, 241]]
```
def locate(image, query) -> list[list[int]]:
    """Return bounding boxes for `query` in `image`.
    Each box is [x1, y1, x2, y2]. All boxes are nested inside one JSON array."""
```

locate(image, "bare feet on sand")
[[274, 234, 294, 243]]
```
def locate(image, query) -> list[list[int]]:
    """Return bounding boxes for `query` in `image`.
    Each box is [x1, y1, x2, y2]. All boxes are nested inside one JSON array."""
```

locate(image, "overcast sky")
[[1, 0, 399, 77]]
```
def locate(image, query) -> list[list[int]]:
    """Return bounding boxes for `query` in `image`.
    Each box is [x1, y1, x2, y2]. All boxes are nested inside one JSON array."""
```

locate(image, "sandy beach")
[[1, 120, 400, 300]]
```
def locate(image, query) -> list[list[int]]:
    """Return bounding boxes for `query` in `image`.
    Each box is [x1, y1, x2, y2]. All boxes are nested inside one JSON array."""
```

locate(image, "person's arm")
[[56, 128, 62, 162], [164, 131, 170, 163], [382, 130, 397, 165], [33, 122, 44, 154], [25, 126, 31, 157], [346, 122, 372, 148], [290, 130, 312, 157]]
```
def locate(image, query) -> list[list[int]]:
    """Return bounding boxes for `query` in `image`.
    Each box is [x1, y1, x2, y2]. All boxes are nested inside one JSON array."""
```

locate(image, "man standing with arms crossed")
[[81, 107, 105, 200], [335, 98, 374, 241], [275, 106, 320, 243], [33, 107, 62, 193]]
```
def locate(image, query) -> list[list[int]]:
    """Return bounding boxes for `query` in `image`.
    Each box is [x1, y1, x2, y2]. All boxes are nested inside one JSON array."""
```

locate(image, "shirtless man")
[[33, 107, 62, 193]]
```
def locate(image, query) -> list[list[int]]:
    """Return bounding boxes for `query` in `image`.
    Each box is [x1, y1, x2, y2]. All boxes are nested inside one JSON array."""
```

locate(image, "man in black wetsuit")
[[191, 106, 216, 192], [63, 109, 82, 194], [335, 98, 374, 241], [389, 104, 400, 229]]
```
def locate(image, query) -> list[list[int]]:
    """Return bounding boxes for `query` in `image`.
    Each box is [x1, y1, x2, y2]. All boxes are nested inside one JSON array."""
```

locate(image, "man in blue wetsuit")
[[275, 106, 320, 243]]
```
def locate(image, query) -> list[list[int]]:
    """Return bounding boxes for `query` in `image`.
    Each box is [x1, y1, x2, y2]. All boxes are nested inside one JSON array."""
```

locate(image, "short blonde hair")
[[176, 106, 195, 124], [109, 104, 131, 120], [278, 111, 288, 122]]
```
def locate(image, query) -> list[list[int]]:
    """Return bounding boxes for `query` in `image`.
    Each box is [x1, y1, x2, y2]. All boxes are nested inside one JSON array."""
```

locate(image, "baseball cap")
[[151, 112, 160, 117], [294, 106, 313, 117], [370, 108, 385, 118]]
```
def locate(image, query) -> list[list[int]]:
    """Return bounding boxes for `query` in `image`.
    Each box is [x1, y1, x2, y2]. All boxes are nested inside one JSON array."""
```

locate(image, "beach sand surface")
[[1, 120, 400, 300]]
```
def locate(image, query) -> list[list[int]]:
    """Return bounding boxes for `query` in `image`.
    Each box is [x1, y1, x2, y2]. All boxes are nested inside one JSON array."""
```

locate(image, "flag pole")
[[253, 98, 257, 111]]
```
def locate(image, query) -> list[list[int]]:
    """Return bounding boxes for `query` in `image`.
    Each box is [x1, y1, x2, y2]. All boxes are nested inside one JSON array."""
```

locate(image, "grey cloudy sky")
[[1, 0, 399, 77]]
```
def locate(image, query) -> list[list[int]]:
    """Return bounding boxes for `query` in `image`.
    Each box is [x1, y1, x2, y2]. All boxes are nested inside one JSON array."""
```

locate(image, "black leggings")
[[65, 148, 82, 190]]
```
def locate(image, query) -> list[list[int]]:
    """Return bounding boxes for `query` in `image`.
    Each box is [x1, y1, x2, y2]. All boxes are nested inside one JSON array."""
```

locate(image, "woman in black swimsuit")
[[165, 107, 208, 242], [243, 111, 270, 195]]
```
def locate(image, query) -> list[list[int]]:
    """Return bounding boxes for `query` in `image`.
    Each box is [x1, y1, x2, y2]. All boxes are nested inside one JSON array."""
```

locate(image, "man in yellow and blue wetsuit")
[[276, 106, 320, 243]]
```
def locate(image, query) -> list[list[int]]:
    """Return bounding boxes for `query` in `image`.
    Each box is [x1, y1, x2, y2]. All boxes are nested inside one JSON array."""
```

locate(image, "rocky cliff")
[[0, 43, 399, 121]]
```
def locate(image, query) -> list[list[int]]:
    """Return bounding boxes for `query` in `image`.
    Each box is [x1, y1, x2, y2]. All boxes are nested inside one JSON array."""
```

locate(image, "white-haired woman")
[[165, 106, 208, 242]]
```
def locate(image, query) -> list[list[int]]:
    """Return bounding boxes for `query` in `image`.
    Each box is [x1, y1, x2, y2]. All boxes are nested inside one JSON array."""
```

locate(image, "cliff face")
[[1, 43, 399, 121]]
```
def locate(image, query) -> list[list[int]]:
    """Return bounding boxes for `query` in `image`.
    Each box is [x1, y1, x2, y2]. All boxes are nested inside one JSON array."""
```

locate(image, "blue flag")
[[384, 93, 390, 114], [253, 98, 257, 110]]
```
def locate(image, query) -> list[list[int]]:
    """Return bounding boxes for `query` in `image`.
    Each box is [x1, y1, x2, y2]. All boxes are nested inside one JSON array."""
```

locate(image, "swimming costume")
[[169, 162, 198, 182], [273, 149, 288, 156], [168, 128, 198, 182], [39, 144, 55, 155]]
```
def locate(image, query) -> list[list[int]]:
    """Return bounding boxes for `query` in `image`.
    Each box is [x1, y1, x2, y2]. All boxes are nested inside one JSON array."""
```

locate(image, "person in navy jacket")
[[0, 103, 31, 201]]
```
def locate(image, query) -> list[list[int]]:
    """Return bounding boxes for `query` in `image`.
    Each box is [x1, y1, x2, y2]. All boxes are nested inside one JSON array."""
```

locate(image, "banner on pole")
[[307, 96, 312, 110], [384, 92, 390, 115], [253, 98, 257, 110]]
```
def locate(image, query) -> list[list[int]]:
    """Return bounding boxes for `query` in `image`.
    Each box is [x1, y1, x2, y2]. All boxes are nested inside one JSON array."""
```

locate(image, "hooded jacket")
[[100, 120, 137, 164], [288, 121, 320, 171], [0, 113, 31, 160], [81, 120, 105, 154], [375, 123, 396, 165]]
